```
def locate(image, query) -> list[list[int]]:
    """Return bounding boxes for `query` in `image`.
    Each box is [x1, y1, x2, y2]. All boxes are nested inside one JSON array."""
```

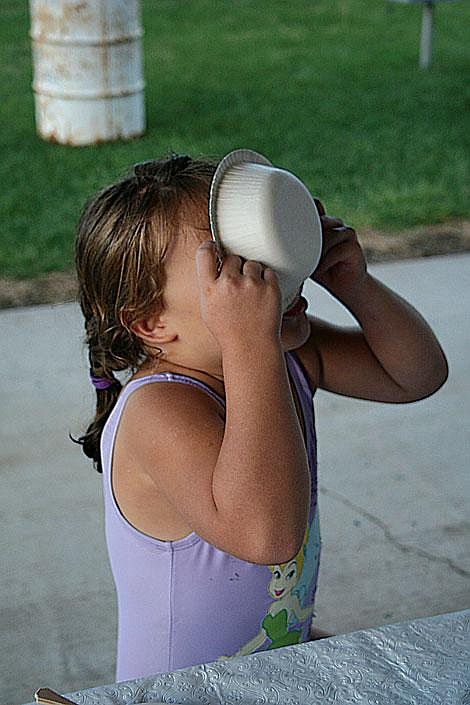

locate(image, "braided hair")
[[72, 153, 217, 472]]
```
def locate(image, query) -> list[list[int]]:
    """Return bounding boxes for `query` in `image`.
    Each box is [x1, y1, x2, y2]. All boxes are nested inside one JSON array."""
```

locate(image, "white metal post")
[[420, 0, 435, 69]]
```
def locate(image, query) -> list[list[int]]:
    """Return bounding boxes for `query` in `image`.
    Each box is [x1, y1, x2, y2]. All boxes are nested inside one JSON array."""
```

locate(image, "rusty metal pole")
[[29, 0, 145, 145]]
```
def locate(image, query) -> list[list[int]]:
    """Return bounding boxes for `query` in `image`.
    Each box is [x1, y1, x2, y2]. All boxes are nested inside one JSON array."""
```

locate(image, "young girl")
[[74, 153, 448, 682]]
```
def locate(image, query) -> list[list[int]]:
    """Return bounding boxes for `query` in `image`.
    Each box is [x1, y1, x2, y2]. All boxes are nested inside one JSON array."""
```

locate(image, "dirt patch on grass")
[[358, 220, 470, 263], [0, 271, 79, 310], [1, 220, 469, 310]]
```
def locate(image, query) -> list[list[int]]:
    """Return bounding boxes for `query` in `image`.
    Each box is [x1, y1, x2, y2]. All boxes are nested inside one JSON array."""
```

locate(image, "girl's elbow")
[[425, 354, 449, 398], [253, 527, 305, 566], [407, 362, 449, 403]]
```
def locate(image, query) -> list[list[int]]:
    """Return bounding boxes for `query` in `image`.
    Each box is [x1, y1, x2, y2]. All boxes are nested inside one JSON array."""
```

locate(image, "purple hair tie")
[[90, 370, 116, 390]]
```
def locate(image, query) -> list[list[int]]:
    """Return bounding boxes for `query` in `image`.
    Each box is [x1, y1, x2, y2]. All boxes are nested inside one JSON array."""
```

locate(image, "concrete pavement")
[[2, 253, 469, 705]]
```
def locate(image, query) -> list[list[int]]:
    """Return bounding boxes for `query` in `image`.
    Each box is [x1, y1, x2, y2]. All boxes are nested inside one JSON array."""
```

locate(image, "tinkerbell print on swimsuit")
[[218, 506, 321, 660]]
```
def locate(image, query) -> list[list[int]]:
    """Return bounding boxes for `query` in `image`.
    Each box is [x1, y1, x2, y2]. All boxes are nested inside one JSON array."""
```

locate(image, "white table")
[[23, 608, 470, 705]]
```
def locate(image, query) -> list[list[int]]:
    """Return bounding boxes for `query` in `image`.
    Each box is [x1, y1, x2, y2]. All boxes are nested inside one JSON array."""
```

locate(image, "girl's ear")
[[127, 312, 176, 346]]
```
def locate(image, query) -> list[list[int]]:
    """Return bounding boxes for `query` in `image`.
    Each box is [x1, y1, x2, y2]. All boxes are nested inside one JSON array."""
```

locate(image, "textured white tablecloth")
[[25, 609, 470, 705]]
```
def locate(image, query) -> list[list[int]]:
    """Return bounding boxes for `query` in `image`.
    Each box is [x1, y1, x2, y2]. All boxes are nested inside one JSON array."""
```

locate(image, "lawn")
[[1, 0, 469, 279]]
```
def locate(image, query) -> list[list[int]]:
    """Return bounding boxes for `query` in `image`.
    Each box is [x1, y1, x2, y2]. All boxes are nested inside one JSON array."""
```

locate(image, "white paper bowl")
[[209, 149, 323, 312]]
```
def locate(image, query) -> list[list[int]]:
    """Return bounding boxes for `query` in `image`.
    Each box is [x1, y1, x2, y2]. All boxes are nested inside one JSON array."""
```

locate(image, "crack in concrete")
[[319, 486, 470, 578]]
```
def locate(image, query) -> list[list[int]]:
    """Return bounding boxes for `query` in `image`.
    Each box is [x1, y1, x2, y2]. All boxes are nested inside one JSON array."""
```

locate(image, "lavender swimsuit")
[[100, 350, 321, 681]]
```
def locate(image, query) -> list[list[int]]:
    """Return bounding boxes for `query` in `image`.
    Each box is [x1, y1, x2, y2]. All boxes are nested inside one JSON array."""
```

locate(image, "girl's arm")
[[128, 339, 311, 566], [315, 272, 449, 402], [214, 340, 311, 561], [297, 202, 448, 403]]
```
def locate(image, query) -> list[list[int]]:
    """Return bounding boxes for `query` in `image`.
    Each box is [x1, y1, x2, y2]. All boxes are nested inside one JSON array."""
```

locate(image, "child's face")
[[147, 214, 310, 379]]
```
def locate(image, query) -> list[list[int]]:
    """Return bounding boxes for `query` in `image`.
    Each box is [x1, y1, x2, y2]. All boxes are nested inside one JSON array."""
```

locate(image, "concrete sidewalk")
[[2, 253, 469, 705]]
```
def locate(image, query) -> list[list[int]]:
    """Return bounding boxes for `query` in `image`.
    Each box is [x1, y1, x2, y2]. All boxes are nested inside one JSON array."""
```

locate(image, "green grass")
[[1, 0, 469, 278]]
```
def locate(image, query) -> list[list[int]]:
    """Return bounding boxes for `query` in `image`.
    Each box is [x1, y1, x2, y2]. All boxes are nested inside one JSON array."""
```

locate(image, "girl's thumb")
[[198, 240, 216, 254], [196, 240, 217, 279]]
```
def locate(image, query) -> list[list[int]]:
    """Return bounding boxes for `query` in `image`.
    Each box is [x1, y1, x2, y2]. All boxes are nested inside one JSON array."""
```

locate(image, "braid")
[[73, 382, 121, 473], [71, 314, 127, 473]]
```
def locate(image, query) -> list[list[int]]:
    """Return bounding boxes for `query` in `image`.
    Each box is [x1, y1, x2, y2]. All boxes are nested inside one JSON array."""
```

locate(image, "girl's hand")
[[196, 241, 283, 349], [310, 199, 368, 301]]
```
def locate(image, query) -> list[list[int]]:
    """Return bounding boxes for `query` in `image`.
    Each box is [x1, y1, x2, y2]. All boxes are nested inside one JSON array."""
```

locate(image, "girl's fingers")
[[322, 216, 345, 229], [320, 225, 356, 258], [333, 223, 354, 231], [332, 225, 356, 238], [316, 243, 349, 275], [222, 253, 247, 274], [196, 242, 266, 283], [222, 253, 266, 277], [314, 198, 326, 216], [243, 259, 263, 276]]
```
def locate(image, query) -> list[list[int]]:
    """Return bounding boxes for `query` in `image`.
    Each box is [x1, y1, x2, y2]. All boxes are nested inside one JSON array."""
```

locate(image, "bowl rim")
[[208, 148, 273, 263]]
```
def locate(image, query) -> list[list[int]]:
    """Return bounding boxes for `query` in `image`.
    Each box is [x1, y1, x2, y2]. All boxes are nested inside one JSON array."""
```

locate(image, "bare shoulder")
[[116, 380, 226, 531], [112, 379, 226, 543], [121, 379, 225, 449]]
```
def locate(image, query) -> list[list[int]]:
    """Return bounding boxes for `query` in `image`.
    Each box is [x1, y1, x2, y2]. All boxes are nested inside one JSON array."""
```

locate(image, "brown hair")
[[72, 154, 217, 473]]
